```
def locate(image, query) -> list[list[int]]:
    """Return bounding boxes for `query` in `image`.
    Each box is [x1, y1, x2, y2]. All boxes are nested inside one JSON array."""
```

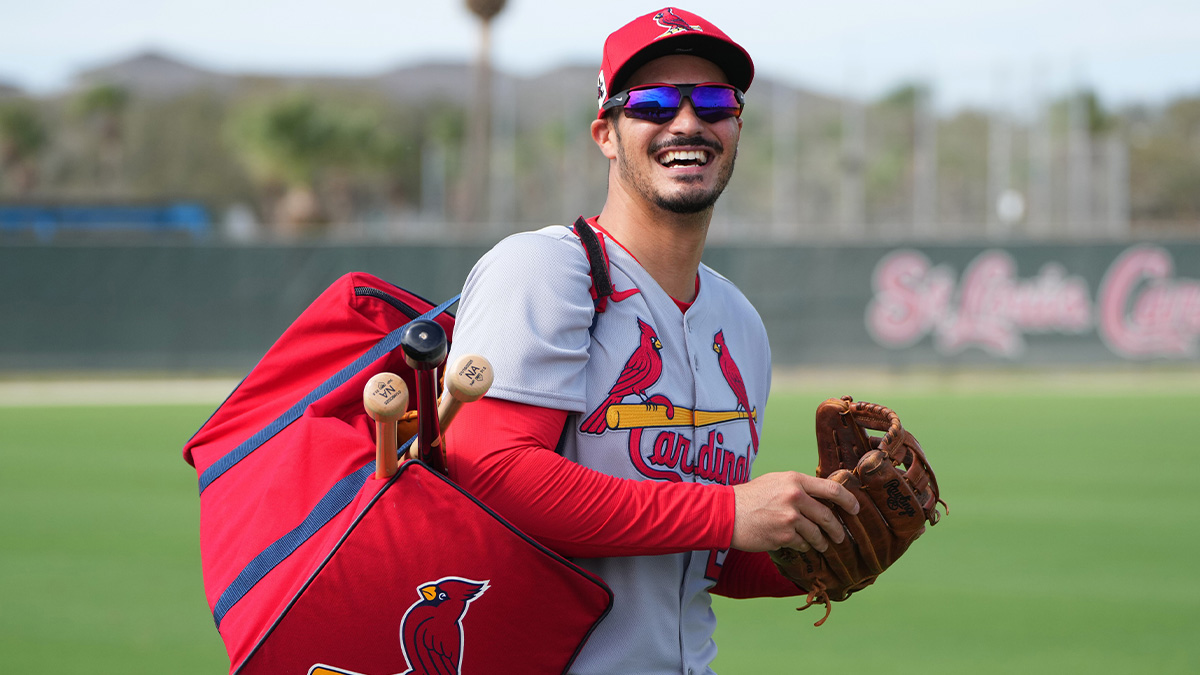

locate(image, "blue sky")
[[3, 0, 1198, 110]]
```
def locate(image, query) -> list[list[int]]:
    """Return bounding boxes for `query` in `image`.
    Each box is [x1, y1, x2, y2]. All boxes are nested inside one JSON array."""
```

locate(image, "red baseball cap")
[[596, 6, 754, 117]]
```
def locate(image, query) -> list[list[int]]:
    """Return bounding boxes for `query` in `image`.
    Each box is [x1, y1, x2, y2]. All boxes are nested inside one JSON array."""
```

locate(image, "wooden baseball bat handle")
[[430, 353, 494, 449], [363, 372, 408, 479], [375, 419, 399, 479], [403, 395, 467, 458], [437, 395, 466, 432]]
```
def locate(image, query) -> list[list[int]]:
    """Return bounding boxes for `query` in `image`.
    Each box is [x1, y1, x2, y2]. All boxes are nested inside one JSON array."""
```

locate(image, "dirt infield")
[[1, 366, 1198, 407]]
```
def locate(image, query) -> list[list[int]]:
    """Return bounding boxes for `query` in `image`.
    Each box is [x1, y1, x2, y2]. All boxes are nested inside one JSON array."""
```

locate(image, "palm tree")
[[460, 0, 508, 228], [0, 102, 49, 196]]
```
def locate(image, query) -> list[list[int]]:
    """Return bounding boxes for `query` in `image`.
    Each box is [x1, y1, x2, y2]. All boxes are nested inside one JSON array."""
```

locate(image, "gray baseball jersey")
[[446, 223, 771, 675]]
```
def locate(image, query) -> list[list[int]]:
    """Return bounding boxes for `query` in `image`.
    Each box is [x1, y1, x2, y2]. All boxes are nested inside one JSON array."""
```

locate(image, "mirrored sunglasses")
[[601, 82, 745, 124]]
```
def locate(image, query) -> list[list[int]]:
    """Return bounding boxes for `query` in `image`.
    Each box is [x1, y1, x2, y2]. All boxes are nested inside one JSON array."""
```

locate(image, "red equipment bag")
[[183, 272, 612, 675]]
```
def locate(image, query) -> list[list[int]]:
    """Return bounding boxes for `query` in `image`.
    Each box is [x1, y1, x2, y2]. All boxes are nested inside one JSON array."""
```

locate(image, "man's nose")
[[666, 98, 705, 134]]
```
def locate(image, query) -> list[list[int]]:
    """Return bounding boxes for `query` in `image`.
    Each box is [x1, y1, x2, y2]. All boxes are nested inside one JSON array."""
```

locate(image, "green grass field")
[[1, 380, 1197, 673]]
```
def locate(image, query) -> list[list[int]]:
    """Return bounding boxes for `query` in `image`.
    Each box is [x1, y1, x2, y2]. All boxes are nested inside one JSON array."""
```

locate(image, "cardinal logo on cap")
[[653, 7, 702, 38]]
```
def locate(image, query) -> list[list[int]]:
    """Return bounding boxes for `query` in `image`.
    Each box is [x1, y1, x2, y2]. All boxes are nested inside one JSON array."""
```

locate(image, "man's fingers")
[[786, 536, 811, 553], [794, 493, 846, 548], [791, 512, 834, 551], [800, 473, 860, 515]]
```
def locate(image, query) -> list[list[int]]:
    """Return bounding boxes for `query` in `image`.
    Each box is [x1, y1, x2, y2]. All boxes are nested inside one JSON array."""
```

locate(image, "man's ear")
[[591, 117, 619, 160]]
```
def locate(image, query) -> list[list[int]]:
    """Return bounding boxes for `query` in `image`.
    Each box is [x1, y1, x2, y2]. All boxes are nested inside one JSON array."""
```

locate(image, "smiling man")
[[442, 7, 859, 674]]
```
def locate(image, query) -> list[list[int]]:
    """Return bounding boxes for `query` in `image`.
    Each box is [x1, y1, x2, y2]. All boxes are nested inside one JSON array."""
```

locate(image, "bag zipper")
[[355, 286, 423, 320]]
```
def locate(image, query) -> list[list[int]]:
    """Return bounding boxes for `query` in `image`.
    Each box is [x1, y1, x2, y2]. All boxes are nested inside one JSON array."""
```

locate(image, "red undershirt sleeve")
[[710, 549, 805, 598], [444, 396, 735, 559]]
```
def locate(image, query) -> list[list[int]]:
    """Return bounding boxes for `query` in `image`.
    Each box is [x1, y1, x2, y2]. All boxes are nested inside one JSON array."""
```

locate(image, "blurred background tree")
[[227, 93, 405, 237], [866, 83, 920, 227], [1127, 95, 1200, 231], [228, 94, 332, 234], [0, 101, 49, 197]]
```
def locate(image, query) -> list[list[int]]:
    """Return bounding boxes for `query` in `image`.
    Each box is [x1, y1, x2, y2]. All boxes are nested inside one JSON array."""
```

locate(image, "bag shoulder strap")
[[572, 217, 613, 319]]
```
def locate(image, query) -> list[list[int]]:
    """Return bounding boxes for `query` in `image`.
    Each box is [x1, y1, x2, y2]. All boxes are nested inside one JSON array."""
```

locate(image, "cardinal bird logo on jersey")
[[580, 318, 671, 435], [712, 330, 759, 453], [653, 7, 703, 36], [398, 577, 489, 675]]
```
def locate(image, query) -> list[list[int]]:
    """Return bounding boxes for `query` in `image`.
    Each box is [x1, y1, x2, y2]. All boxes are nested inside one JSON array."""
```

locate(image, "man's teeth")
[[659, 150, 709, 166]]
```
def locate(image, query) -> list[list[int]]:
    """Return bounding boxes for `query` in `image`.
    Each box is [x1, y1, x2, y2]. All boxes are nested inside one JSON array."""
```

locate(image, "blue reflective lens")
[[602, 83, 744, 123]]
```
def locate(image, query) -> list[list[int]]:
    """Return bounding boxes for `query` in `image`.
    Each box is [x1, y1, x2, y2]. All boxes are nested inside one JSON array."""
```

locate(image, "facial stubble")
[[613, 122, 738, 215]]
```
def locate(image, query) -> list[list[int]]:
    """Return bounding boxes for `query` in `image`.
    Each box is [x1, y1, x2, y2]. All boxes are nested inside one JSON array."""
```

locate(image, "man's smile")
[[656, 149, 711, 168]]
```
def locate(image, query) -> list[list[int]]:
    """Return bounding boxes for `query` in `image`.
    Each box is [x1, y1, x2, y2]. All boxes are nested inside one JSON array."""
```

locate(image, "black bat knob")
[[400, 319, 447, 370]]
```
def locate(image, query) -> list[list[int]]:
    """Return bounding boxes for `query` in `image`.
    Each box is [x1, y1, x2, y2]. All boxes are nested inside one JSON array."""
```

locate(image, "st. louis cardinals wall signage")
[[866, 244, 1200, 360]]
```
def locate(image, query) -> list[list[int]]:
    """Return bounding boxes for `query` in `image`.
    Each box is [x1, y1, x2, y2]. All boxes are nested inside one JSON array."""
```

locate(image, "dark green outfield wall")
[[3, 241, 1199, 372], [0, 244, 489, 371]]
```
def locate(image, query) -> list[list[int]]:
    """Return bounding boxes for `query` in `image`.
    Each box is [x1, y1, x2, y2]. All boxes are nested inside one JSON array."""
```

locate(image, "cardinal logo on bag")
[[398, 577, 490, 675], [306, 577, 490, 675]]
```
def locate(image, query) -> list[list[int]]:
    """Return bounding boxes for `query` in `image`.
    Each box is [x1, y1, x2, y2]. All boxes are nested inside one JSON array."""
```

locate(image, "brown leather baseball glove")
[[769, 396, 947, 626]]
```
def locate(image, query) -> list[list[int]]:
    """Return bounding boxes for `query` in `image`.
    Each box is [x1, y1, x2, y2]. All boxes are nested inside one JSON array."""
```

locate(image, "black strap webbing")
[[573, 217, 613, 306]]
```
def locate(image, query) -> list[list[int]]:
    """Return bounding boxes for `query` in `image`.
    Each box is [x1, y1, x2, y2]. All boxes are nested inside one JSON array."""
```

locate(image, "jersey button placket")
[[686, 316, 701, 371]]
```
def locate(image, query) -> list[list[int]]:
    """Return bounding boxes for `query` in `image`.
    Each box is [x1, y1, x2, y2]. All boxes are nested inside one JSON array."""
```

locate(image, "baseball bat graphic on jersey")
[[605, 404, 756, 429]]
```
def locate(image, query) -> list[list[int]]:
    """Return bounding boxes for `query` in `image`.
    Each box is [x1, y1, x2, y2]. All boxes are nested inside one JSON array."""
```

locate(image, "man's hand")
[[730, 472, 859, 553]]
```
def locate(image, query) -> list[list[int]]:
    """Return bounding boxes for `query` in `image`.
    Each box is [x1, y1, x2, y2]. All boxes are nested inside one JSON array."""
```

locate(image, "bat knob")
[[445, 354, 494, 403], [363, 372, 408, 421], [400, 319, 448, 370]]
